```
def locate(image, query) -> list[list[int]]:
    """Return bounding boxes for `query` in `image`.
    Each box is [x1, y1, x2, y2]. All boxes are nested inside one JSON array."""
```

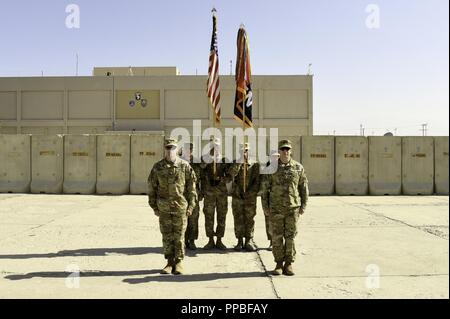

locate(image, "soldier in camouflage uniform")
[[202, 137, 240, 250], [148, 138, 197, 275], [261, 140, 309, 276], [232, 143, 260, 252], [180, 143, 202, 250]]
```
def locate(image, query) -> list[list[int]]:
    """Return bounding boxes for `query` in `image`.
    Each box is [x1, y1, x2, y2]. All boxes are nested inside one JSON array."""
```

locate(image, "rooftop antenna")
[[307, 63, 312, 75], [421, 123, 428, 136]]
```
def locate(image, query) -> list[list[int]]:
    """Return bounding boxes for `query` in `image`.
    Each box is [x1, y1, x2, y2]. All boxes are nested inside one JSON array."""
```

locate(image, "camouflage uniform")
[[202, 158, 234, 239], [232, 159, 260, 248], [185, 157, 202, 243], [148, 155, 197, 263], [261, 141, 309, 272]]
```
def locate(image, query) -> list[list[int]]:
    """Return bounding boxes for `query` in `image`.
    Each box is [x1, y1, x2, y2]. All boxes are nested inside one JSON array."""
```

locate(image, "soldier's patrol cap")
[[210, 137, 221, 146], [278, 139, 292, 150], [240, 142, 250, 151], [164, 138, 178, 148]]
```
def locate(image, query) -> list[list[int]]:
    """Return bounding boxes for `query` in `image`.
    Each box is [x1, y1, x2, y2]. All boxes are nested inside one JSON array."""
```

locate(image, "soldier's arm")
[[147, 167, 159, 214], [260, 174, 271, 212], [298, 167, 309, 211], [185, 164, 198, 213], [195, 165, 203, 201], [247, 163, 261, 196]]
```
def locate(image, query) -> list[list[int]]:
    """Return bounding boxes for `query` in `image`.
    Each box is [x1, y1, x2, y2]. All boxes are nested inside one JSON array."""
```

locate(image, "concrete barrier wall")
[[0, 134, 448, 195], [368, 137, 402, 195], [335, 137, 369, 195], [96, 134, 131, 194], [130, 133, 165, 195], [30, 135, 64, 194], [0, 135, 31, 193], [434, 136, 449, 195], [301, 136, 334, 195], [63, 135, 97, 194], [402, 137, 434, 195]]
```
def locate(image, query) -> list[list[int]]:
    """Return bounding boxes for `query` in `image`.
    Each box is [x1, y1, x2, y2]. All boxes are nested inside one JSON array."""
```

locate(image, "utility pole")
[[230, 60, 233, 75]]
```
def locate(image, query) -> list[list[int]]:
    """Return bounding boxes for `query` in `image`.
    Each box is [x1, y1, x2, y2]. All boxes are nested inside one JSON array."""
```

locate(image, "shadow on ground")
[[0, 247, 164, 259], [5, 269, 161, 280], [4, 270, 268, 283], [0, 246, 248, 259], [123, 271, 268, 284]]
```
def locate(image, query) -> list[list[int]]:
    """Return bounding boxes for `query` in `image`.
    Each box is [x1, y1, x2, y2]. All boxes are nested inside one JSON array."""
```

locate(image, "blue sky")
[[0, 0, 448, 135]]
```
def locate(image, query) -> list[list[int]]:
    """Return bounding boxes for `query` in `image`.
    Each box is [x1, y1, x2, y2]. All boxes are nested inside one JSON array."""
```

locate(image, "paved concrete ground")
[[0, 194, 448, 299]]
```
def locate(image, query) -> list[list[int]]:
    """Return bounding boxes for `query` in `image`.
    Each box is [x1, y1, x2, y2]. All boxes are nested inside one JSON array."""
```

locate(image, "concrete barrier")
[[368, 137, 402, 195], [96, 134, 130, 194], [335, 137, 368, 195], [0, 134, 31, 193], [301, 136, 334, 195], [402, 137, 434, 195], [30, 135, 64, 194], [434, 136, 449, 195], [63, 135, 97, 194], [130, 133, 164, 195]]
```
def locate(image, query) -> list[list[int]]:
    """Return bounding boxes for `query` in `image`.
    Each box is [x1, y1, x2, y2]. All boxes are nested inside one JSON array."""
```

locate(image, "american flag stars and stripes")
[[207, 9, 221, 125]]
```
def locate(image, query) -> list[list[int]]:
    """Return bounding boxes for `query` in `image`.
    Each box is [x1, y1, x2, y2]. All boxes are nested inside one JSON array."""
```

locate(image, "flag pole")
[[212, 8, 217, 177], [241, 26, 247, 194], [242, 90, 247, 194]]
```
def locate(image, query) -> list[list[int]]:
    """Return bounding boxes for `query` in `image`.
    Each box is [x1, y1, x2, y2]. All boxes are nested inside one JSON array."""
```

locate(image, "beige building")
[[0, 67, 313, 137]]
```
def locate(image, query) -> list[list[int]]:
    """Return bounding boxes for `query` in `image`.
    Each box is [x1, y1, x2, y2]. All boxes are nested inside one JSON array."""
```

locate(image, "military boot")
[[244, 238, 257, 252], [283, 262, 295, 276], [272, 262, 283, 276], [203, 237, 215, 250], [173, 259, 184, 275], [215, 237, 227, 250], [188, 240, 197, 250], [234, 238, 244, 251], [161, 257, 174, 274]]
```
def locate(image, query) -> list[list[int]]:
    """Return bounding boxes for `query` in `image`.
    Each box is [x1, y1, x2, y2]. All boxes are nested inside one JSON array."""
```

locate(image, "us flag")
[[207, 9, 221, 125]]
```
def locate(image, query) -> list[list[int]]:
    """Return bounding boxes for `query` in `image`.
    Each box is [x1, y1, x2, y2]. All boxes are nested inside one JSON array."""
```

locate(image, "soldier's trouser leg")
[[264, 214, 272, 241], [232, 197, 245, 238], [159, 213, 187, 260], [215, 193, 228, 238], [270, 212, 285, 263], [284, 210, 300, 263], [203, 194, 217, 238], [243, 196, 257, 239], [186, 202, 200, 240]]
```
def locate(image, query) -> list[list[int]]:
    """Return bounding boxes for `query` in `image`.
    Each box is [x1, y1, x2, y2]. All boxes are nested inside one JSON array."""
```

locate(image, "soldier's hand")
[[299, 207, 305, 215], [264, 208, 270, 216], [186, 208, 193, 217], [154, 209, 160, 217]]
